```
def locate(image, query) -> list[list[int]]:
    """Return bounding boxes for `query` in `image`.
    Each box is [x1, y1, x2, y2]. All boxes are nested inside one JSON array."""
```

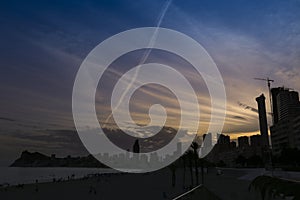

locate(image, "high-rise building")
[[238, 136, 249, 148], [277, 90, 300, 121], [271, 87, 300, 122], [256, 94, 270, 148], [270, 120, 291, 154], [292, 115, 300, 149], [174, 142, 182, 157], [201, 133, 213, 157], [271, 87, 285, 124], [216, 134, 231, 151], [270, 87, 300, 154], [203, 133, 212, 148], [217, 134, 230, 145], [250, 134, 262, 147]]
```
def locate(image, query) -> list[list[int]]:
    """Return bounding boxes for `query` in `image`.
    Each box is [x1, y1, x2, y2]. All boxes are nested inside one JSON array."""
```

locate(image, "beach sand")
[[0, 168, 253, 200]]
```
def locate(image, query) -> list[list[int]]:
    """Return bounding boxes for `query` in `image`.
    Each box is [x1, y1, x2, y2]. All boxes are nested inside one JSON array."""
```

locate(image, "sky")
[[0, 0, 300, 165]]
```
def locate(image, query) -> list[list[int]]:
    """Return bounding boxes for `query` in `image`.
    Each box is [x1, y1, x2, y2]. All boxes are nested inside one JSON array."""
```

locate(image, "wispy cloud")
[[1, 0, 300, 161]]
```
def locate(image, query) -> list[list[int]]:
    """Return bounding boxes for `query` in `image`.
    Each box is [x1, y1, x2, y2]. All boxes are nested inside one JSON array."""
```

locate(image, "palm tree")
[[168, 163, 177, 187], [200, 158, 204, 185], [182, 154, 187, 189], [186, 150, 194, 187], [191, 142, 200, 185]]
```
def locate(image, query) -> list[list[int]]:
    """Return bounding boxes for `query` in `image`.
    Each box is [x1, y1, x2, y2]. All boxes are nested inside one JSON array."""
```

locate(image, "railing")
[[171, 185, 203, 200]]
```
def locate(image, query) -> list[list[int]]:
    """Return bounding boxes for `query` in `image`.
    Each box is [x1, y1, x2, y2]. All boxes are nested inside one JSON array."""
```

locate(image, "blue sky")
[[0, 0, 300, 164]]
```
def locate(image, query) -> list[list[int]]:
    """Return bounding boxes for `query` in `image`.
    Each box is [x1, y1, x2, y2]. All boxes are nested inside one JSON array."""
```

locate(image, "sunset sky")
[[1, 0, 300, 165]]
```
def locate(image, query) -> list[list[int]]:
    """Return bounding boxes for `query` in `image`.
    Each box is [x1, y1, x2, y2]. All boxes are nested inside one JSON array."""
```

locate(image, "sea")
[[0, 167, 118, 185]]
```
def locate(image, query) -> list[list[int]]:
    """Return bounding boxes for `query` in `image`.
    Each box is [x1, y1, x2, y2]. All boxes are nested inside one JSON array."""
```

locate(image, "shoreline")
[[0, 167, 120, 186], [0, 167, 252, 200], [1, 167, 299, 199]]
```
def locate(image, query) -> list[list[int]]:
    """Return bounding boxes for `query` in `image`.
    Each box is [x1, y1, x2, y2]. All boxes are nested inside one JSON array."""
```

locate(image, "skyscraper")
[[271, 87, 285, 124], [217, 134, 230, 145], [271, 87, 300, 122], [217, 134, 231, 151], [256, 94, 270, 148], [277, 90, 300, 121], [250, 135, 262, 147], [238, 136, 249, 148], [203, 133, 212, 148], [270, 87, 300, 154], [201, 133, 213, 157]]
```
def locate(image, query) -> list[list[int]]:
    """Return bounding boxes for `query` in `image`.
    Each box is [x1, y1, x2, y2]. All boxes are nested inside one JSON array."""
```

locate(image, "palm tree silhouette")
[[191, 142, 200, 185], [168, 163, 177, 187], [182, 154, 187, 189], [185, 150, 194, 187]]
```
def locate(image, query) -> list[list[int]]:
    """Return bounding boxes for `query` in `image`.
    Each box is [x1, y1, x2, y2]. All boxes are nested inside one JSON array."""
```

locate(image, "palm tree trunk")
[[201, 159, 204, 184], [172, 169, 176, 187], [189, 156, 194, 187], [194, 151, 199, 185], [183, 156, 186, 188]]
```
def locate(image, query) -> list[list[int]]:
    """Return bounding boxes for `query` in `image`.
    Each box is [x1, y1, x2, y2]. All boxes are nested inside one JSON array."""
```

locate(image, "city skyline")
[[1, 0, 300, 165]]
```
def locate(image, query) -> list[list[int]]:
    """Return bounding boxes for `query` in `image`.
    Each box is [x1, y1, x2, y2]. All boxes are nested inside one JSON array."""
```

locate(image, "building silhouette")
[[271, 87, 284, 124], [201, 133, 213, 157], [270, 87, 300, 154], [238, 136, 249, 149], [250, 135, 262, 147], [203, 133, 212, 147], [256, 94, 270, 148], [217, 134, 231, 151], [204, 133, 263, 167], [174, 142, 182, 157], [277, 90, 300, 121], [217, 134, 230, 145]]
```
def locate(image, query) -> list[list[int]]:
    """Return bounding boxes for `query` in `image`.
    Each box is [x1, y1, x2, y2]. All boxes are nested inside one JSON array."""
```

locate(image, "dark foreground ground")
[[0, 167, 262, 200]]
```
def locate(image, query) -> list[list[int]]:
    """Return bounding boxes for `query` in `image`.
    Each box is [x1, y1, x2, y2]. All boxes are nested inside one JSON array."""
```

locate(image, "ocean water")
[[0, 167, 118, 185]]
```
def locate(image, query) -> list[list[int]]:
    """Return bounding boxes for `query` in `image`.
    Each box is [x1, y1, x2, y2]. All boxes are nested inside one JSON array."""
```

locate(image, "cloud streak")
[[1, 0, 300, 162], [103, 0, 173, 127]]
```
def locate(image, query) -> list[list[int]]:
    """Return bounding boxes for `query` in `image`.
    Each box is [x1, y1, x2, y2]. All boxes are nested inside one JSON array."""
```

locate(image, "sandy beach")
[[0, 167, 256, 200]]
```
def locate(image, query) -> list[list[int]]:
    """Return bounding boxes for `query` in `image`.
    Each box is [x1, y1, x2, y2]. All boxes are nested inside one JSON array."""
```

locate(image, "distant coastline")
[[10, 151, 108, 168]]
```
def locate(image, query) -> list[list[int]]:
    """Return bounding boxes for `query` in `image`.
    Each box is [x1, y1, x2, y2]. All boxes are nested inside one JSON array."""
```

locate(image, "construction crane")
[[254, 77, 274, 124], [254, 77, 274, 92], [254, 77, 276, 171]]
